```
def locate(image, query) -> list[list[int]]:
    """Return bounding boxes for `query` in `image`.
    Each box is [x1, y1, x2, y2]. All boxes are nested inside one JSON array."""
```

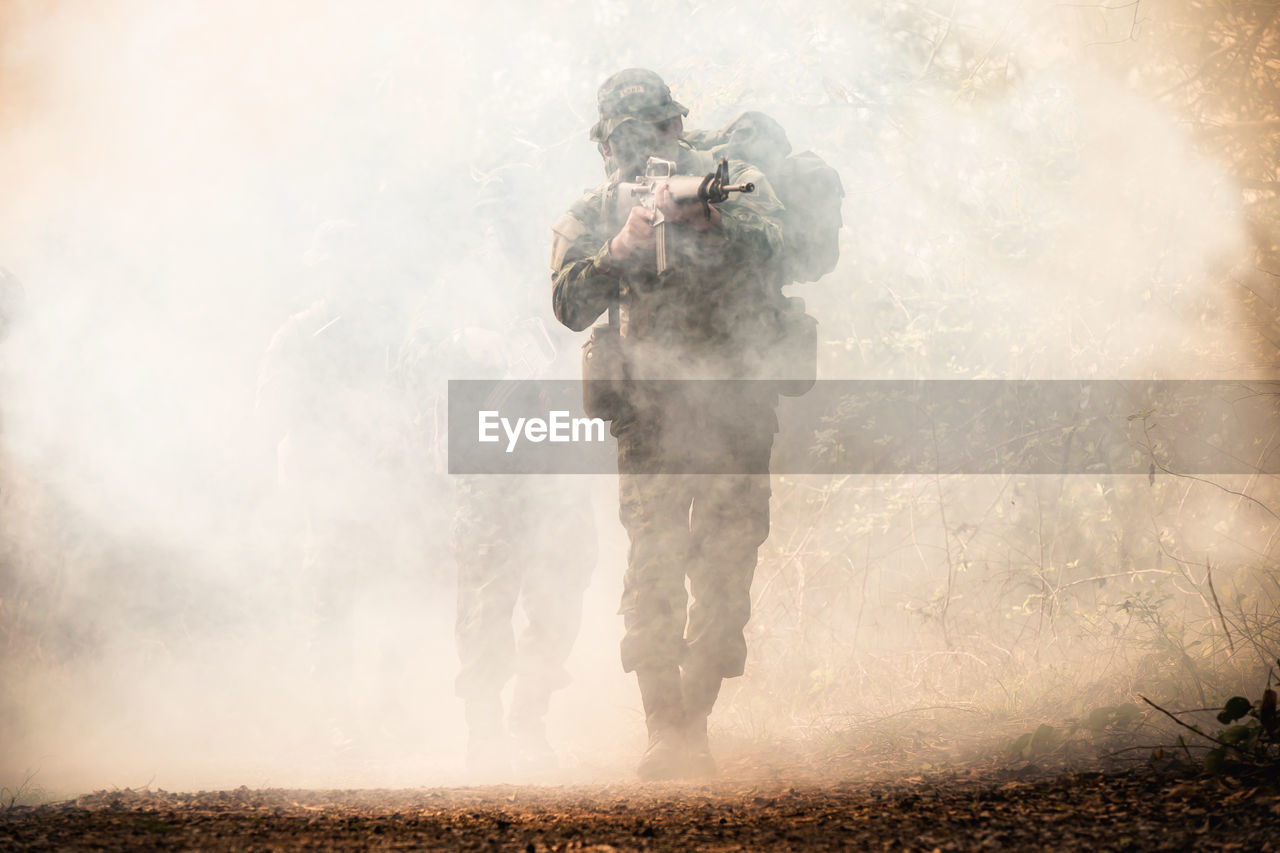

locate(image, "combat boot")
[[508, 676, 561, 772], [681, 664, 722, 778], [634, 666, 686, 781]]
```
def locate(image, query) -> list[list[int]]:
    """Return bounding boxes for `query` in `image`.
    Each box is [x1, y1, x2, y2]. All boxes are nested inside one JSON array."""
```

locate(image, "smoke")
[[0, 0, 1269, 797]]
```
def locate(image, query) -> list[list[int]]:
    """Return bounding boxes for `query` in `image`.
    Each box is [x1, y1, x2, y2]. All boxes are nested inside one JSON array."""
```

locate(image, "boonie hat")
[[589, 68, 689, 143]]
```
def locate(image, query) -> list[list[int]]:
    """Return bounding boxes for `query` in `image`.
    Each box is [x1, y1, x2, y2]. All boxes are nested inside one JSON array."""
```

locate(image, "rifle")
[[604, 156, 754, 274], [584, 156, 756, 420]]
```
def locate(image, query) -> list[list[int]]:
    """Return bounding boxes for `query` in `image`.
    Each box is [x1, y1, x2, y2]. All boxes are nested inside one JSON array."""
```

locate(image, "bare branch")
[[1139, 696, 1228, 747], [1205, 559, 1237, 655], [1139, 418, 1280, 522]]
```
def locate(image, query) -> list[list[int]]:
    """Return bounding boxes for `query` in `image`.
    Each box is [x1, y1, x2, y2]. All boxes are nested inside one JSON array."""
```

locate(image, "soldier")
[[256, 220, 417, 755], [400, 296, 597, 776], [550, 69, 787, 780]]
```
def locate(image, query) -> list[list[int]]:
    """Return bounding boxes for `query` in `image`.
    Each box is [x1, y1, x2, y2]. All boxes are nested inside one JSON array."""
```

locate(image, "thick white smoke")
[[0, 0, 1264, 798]]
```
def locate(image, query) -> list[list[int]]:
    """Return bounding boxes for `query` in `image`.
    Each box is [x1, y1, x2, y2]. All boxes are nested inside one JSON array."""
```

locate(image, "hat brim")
[[589, 100, 688, 143]]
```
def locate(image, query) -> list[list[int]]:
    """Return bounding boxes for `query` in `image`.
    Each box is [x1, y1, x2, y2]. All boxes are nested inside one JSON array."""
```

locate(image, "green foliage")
[[1217, 696, 1254, 725], [1198, 682, 1280, 774], [1083, 703, 1143, 734], [1005, 724, 1066, 760], [1138, 672, 1280, 775], [1004, 704, 1143, 760]]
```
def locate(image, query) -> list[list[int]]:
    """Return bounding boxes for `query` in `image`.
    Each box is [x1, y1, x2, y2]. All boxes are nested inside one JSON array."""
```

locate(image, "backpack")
[[688, 111, 844, 283]]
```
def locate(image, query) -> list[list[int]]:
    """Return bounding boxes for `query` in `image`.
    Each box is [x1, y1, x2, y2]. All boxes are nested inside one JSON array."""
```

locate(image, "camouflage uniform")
[[256, 225, 418, 751], [550, 69, 786, 778], [401, 322, 596, 773], [451, 474, 594, 755]]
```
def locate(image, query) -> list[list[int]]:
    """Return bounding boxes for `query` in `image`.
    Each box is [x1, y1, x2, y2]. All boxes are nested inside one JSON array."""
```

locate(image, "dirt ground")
[[3, 760, 1278, 852]]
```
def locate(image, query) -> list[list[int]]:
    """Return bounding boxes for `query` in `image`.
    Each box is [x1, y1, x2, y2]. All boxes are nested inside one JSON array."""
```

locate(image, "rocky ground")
[[3, 760, 1279, 851]]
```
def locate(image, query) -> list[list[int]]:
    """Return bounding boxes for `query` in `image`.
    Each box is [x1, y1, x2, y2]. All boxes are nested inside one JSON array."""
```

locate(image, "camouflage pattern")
[[589, 68, 689, 144], [618, 468, 771, 678], [612, 378, 774, 677], [452, 474, 595, 713], [551, 112, 787, 681], [689, 112, 845, 285], [256, 293, 420, 747], [399, 314, 596, 761], [257, 298, 412, 520], [551, 141, 786, 350]]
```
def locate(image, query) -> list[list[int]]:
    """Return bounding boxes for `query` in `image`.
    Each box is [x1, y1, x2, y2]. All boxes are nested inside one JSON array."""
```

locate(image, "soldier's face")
[[603, 117, 683, 179]]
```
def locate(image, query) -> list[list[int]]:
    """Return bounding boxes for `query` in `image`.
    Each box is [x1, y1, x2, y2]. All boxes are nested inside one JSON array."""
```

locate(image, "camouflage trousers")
[[452, 476, 595, 715], [615, 409, 774, 679]]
